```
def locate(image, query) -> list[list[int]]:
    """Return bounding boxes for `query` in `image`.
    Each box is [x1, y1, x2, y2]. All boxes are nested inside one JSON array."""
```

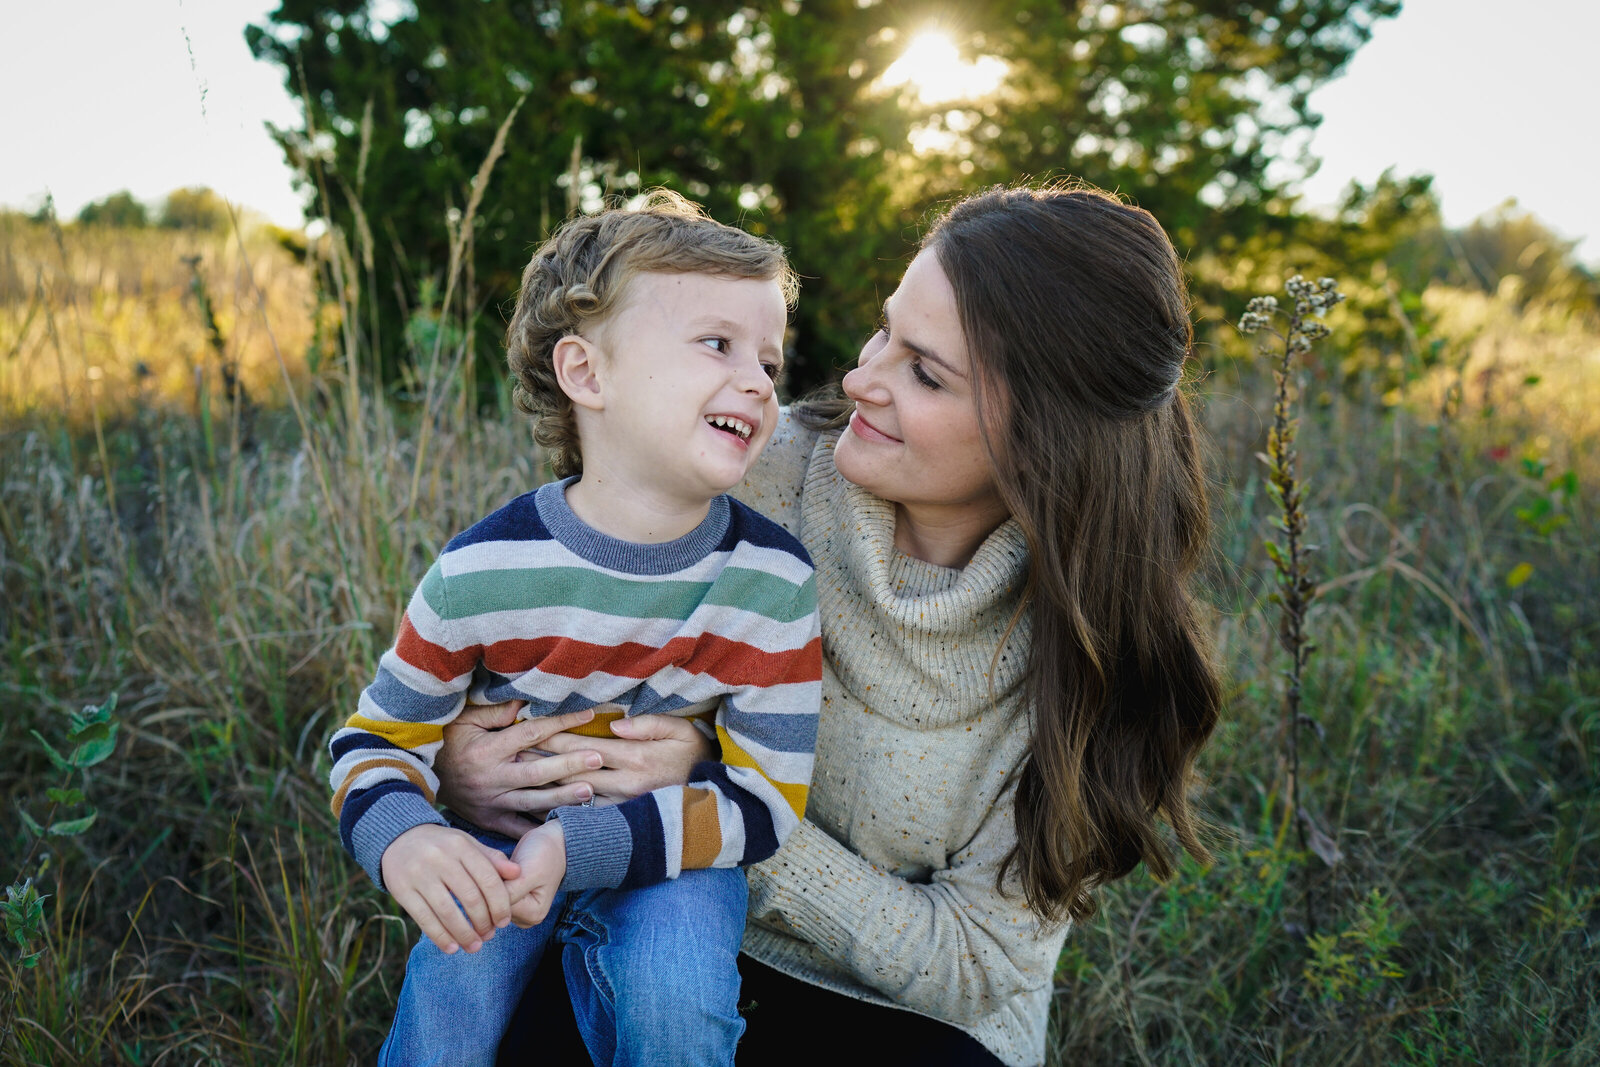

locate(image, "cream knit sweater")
[[732, 412, 1068, 1067]]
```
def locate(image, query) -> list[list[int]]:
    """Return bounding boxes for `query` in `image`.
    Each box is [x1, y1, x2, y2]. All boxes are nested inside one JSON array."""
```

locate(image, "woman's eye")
[[911, 358, 941, 391]]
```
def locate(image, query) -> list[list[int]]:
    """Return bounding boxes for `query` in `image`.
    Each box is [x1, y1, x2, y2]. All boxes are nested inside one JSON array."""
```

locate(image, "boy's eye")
[[701, 336, 732, 353], [761, 361, 781, 381]]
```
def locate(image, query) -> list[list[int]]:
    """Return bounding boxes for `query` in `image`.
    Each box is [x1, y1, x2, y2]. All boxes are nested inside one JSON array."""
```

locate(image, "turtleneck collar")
[[801, 432, 1031, 728]]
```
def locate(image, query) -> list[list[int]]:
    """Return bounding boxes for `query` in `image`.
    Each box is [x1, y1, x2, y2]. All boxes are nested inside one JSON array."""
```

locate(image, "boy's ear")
[[552, 334, 605, 411]]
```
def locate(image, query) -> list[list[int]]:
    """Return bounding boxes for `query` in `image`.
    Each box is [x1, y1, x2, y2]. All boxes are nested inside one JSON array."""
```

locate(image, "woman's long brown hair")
[[929, 185, 1222, 923]]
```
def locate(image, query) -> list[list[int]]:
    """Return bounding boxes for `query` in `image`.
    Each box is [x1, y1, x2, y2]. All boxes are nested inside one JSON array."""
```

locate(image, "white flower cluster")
[[1238, 295, 1277, 334], [1285, 274, 1345, 319], [1238, 276, 1345, 336]]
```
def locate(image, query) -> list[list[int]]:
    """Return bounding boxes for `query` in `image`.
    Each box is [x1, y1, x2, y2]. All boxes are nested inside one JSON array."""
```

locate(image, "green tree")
[[158, 186, 232, 232], [1451, 202, 1598, 313], [248, 0, 1400, 394], [76, 190, 149, 228]]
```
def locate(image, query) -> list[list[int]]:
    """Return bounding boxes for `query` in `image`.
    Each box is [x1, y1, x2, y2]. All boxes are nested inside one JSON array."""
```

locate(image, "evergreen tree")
[[248, 0, 1400, 393]]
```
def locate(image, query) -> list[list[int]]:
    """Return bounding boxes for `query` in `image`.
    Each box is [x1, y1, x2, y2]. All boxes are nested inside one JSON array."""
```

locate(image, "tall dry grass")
[[1, 213, 315, 424]]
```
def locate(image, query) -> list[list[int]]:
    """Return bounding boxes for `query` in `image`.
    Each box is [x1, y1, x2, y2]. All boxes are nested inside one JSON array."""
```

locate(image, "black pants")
[[499, 950, 1005, 1066]]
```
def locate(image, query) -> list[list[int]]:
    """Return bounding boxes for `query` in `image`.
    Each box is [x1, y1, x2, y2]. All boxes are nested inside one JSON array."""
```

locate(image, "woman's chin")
[[832, 432, 879, 492]]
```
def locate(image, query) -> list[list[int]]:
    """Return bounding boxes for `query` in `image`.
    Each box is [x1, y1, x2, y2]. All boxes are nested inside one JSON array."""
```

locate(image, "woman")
[[434, 184, 1221, 1066]]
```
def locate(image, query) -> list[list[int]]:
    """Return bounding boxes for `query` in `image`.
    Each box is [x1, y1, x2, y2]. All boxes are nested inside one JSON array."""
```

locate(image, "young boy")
[[328, 192, 820, 1066]]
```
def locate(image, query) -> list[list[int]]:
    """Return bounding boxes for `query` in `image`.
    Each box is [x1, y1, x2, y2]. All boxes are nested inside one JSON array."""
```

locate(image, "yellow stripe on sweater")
[[344, 715, 444, 750], [566, 707, 627, 738], [716, 725, 809, 817], [562, 703, 718, 739]]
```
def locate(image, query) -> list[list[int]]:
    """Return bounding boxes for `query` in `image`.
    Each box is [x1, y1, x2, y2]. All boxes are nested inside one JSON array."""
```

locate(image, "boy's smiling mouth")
[[705, 414, 755, 442]]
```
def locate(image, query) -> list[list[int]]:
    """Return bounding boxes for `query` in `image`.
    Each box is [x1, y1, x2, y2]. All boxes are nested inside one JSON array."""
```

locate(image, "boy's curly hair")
[[506, 190, 798, 477]]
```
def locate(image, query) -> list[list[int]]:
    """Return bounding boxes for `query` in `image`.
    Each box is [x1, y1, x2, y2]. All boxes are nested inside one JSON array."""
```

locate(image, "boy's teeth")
[[708, 415, 752, 440]]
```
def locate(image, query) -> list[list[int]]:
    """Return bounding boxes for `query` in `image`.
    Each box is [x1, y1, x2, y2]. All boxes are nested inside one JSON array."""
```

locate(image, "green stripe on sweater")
[[432, 566, 810, 623], [701, 571, 816, 623]]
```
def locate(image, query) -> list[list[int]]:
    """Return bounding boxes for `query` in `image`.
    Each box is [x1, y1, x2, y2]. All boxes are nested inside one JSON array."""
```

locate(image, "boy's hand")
[[381, 824, 521, 954], [504, 821, 568, 928]]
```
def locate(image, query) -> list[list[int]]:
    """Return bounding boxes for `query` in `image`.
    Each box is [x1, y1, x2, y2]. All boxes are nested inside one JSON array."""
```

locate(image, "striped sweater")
[[329, 478, 821, 891]]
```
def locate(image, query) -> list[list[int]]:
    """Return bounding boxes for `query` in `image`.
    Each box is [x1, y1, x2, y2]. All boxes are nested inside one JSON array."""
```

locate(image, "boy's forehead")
[[613, 271, 786, 320]]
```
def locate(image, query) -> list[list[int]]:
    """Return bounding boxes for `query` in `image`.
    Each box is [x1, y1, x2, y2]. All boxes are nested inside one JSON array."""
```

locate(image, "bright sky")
[[1298, 0, 1597, 262], [1, 0, 1593, 262], [0, 1, 303, 227]]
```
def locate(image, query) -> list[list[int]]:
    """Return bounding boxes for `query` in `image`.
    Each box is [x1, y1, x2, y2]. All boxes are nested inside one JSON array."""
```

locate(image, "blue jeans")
[[377, 829, 748, 1067]]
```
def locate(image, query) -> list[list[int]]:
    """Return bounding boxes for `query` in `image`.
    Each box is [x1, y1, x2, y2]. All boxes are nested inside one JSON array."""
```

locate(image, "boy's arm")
[[551, 570, 821, 891], [329, 560, 480, 887]]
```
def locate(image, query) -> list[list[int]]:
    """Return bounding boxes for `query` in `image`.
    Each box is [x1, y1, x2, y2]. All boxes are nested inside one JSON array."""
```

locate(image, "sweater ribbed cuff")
[[747, 820, 859, 954], [550, 803, 633, 890], [351, 791, 449, 889]]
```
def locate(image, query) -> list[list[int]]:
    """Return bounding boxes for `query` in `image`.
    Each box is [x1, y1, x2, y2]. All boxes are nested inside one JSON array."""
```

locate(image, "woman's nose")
[[842, 357, 889, 406], [844, 329, 890, 402]]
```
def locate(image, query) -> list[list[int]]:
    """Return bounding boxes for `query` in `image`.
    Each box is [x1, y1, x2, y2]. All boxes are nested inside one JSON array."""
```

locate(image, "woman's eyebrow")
[[883, 299, 966, 380]]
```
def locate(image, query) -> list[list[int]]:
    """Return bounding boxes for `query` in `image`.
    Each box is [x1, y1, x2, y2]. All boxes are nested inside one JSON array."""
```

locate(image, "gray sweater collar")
[[535, 477, 731, 575]]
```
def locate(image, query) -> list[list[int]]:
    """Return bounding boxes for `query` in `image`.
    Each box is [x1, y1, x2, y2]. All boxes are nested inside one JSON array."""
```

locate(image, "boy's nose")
[[736, 357, 775, 399]]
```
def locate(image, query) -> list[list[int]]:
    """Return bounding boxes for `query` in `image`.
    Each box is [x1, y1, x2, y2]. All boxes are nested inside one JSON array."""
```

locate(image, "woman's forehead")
[[887, 251, 970, 374]]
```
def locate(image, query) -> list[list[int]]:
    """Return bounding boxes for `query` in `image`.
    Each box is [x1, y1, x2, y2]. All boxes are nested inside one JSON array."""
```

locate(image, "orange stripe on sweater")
[[394, 614, 480, 682], [330, 758, 433, 816], [680, 786, 724, 869], [478, 633, 822, 687]]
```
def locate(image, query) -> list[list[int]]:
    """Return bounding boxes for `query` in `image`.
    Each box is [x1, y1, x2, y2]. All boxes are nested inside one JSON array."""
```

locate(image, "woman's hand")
[[434, 703, 605, 838], [434, 703, 720, 838], [537, 714, 717, 804]]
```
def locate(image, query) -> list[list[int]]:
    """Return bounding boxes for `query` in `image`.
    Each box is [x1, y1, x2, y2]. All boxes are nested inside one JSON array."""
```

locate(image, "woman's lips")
[[848, 409, 901, 443]]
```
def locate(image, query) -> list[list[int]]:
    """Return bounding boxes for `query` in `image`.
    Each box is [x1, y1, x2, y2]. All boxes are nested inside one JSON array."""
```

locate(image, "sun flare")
[[879, 30, 1008, 106]]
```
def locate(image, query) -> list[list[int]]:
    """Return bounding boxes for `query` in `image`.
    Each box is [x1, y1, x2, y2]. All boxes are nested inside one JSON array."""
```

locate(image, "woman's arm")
[[433, 702, 717, 838], [745, 777, 1066, 1028]]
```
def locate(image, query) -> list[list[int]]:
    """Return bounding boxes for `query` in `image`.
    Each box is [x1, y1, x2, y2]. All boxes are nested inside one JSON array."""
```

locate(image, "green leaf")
[[1506, 563, 1534, 589], [28, 730, 73, 773], [70, 692, 118, 731], [16, 806, 45, 837], [1536, 516, 1570, 536], [65, 720, 117, 768], [1515, 499, 1552, 524], [3, 881, 47, 935], [45, 787, 85, 806], [47, 812, 97, 836]]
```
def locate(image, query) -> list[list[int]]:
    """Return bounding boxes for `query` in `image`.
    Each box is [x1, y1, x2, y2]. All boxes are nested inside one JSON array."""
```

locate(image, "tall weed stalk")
[[1240, 275, 1346, 935]]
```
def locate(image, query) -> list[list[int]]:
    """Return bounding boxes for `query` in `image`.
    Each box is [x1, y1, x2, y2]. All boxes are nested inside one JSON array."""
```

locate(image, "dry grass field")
[[2, 214, 1596, 1065]]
